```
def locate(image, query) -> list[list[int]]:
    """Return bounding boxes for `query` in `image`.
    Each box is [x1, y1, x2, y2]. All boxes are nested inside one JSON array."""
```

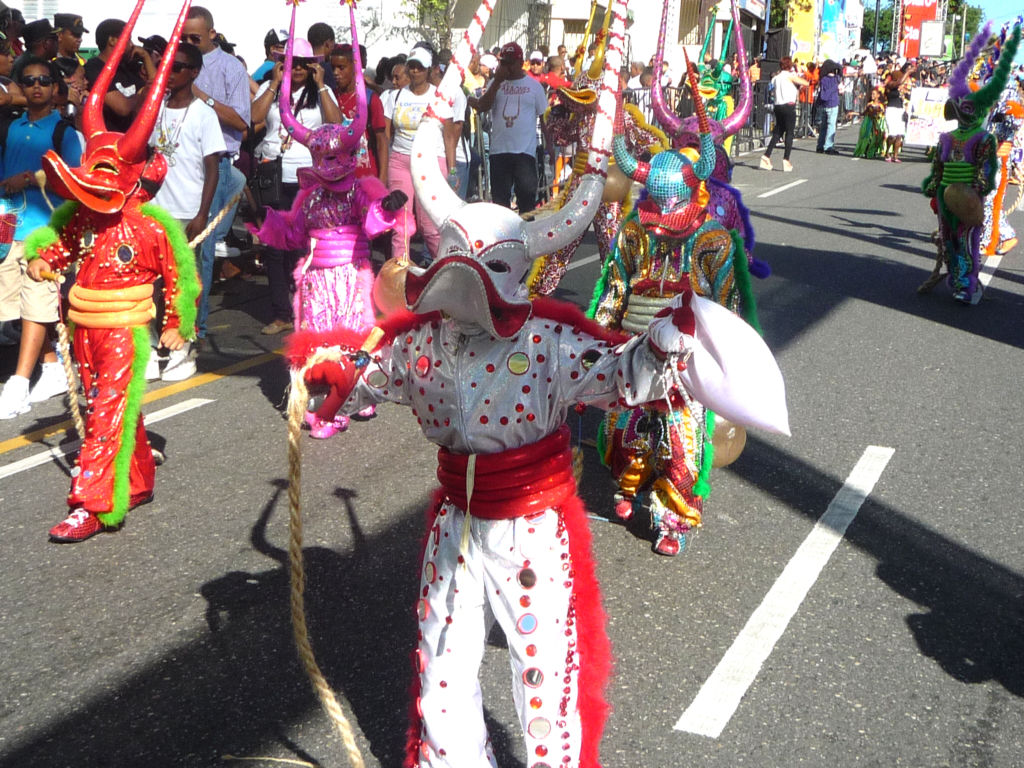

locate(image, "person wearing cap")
[[469, 40, 548, 213], [138, 35, 167, 70], [14, 19, 58, 75], [253, 29, 283, 82], [383, 45, 453, 263], [527, 49, 545, 78], [83, 18, 156, 134], [53, 13, 87, 65]]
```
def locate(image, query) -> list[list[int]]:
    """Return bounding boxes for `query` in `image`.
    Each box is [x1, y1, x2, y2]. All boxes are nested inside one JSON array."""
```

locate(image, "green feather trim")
[[730, 228, 762, 335], [98, 326, 150, 527], [24, 201, 78, 261], [693, 409, 715, 498], [595, 414, 609, 468], [140, 202, 200, 341]]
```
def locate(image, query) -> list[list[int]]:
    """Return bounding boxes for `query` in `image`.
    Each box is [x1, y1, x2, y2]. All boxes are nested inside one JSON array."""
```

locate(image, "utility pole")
[[959, 9, 966, 59], [872, 0, 880, 56]]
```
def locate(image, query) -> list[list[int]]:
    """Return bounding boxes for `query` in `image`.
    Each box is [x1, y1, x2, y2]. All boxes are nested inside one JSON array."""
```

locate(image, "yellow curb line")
[[0, 350, 281, 457]]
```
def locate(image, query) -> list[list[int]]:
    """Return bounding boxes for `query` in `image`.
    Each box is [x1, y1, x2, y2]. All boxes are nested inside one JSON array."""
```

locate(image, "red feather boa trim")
[[532, 296, 632, 347], [561, 492, 613, 768]]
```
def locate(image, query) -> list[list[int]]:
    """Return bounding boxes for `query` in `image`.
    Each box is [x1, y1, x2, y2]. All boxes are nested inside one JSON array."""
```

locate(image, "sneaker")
[[782, 160, 794, 173], [28, 362, 68, 403], [161, 343, 197, 382], [0, 375, 31, 419], [214, 241, 241, 259], [144, 353, 161, 382], [893, 157, 902, 163], [759, 155, 773, 171], [261, 318, 292, 335], [884, 156, 893, 163], [654, 532, 682, 556], [613, 495, 634, 521], [49, 508, 112, 542]]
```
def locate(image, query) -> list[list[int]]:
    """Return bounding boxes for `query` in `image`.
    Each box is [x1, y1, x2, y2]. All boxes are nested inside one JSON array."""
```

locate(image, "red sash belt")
[[436, 425, 576, 519]]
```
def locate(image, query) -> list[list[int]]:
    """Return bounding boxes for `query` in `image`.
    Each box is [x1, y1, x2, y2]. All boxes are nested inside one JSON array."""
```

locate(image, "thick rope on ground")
[[286, 356, 366, 768]]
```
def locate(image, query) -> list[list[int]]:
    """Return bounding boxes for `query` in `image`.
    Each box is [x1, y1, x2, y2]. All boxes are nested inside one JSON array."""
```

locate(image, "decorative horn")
[[949, 22, 991, 100], [970, 25, 1021, 113], [83, 0, 148, 140], [650, 0, 683, 137], [720, 0, 750, 137], [586, 2, 614, 80], [342, 0, 368, 151], [684, 47, 716, 181], [526, 0, 629, 256], [571, 0, 599, 75], [410, 0, 496, 227], [613, 92, 649, 182], [280, 1, 313, 146], [116, 0, 193, 163]]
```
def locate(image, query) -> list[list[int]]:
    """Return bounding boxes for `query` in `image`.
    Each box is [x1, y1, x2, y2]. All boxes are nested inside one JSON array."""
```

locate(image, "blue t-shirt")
[[818, 73, 840, 109], [0, 110, 82, 240]]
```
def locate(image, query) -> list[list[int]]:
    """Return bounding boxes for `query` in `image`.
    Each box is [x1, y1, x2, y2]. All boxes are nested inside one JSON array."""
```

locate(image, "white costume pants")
[[413, 501, 582, 768]]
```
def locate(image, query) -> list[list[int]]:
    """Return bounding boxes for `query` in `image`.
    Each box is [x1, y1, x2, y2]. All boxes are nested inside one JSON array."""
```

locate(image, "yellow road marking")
[[0, 350, 281, 456]]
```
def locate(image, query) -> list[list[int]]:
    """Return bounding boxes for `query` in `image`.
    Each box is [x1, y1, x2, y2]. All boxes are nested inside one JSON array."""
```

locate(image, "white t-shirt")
[[772, 70, 801, 105], [489, 75, 548, 156], [254, 80, 339, 183], [451, 87, 469, 164], [149, 99, 227, 219], [384, 85, 445, 157]]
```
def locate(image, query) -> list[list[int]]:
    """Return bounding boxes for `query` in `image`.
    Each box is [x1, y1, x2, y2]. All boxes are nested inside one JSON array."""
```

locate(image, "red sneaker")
[[613, 496, 634, 521], [654, 533, 681, 556], [49, 509, 112, 543]]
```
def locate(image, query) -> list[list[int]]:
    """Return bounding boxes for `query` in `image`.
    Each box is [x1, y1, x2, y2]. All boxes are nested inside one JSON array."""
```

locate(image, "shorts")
[[0, 241, 60, 323], [884, 107, 906, 137]]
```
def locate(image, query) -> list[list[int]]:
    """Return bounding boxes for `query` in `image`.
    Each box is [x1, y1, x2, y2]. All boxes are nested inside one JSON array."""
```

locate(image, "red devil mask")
[[42, 0, 193, 214]]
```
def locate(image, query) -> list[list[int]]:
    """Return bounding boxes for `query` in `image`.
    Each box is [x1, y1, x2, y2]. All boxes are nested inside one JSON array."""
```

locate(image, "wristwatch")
[[204, 96, 215, 108]]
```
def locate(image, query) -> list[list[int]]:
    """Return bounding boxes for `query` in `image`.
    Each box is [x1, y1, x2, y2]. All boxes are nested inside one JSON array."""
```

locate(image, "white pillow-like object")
[[676, 294, 791, 436]]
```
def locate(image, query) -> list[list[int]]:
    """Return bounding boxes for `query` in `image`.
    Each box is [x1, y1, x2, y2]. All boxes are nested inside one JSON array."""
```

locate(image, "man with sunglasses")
[[53, 13, 87, 65], [0, 56, 82, 418], [180, 5, 249, 345], [83, 18, 156, 134]]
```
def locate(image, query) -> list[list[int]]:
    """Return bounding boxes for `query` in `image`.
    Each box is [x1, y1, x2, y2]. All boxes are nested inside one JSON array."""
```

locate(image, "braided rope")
[[286, 351, 366, 768], [56, 319, 85, 438], [187, 193, 243, 249]]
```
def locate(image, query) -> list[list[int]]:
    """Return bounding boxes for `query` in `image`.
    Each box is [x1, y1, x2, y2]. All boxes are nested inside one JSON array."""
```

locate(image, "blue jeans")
[[197, 156, 246, 338], [455, 160, 470, 201], [817, 106, 838, 151]]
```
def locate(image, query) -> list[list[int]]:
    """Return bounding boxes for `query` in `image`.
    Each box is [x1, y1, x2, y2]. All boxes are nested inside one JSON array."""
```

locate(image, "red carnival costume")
[[288, 2, 788, 765], [26, 0, 200, 542]]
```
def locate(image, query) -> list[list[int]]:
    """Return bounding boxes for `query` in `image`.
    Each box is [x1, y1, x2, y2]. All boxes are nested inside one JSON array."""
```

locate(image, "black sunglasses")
[[171, 61, 194, 72], [179, 33, 203, 45], [20, 75, 54, 87]]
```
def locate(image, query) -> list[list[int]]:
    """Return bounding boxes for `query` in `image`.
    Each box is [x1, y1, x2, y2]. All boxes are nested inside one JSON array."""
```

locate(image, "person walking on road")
[[760, 56, 807, 172]]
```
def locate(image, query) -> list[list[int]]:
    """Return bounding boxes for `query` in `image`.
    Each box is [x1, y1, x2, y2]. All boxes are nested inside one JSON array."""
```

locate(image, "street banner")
[[897, 0, 941, 60], [788, 0, 818, 60], [819, 0, 843, 59], [905, 86, 957, 147]]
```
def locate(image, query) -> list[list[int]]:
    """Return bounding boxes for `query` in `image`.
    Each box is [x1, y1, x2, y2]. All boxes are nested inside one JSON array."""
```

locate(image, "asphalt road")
[[2, 127, 1023, 768]]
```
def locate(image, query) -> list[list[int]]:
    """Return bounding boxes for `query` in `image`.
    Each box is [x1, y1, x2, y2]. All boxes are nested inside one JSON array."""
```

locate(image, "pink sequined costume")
[[248, 2, 404, 437]]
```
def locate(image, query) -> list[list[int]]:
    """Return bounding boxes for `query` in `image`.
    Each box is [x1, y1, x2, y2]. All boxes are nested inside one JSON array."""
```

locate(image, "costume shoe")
[[310, 414, 349, 438], [613, 495, 634, 521], [49, 509, 112, 543], [654, 532, 682, 556]]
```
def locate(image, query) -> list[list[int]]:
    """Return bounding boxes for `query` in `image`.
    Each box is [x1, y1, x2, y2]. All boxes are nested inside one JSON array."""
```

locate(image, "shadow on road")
[[732, 434, 1024, 697], [0, 479, 524, 768]]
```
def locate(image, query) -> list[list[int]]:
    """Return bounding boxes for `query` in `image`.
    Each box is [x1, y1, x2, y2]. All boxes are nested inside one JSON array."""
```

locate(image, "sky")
[[974, 0, 1020, 26]]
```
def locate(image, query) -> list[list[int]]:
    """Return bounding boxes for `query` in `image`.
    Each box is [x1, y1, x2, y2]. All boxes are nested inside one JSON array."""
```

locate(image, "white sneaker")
[[214, 241, 241, 259], [0, 375, 31, 419], [144, 352, 161, 382], [161, 343, 197, 382], [28, 362, 69, 402]]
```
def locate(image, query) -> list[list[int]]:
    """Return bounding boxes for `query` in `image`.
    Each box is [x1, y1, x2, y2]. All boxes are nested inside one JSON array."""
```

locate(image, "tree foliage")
[[860, 1, 983, 57], [402, 0, 457, 50]]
